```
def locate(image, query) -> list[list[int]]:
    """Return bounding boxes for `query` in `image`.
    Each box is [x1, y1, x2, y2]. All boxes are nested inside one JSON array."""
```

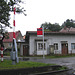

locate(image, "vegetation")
[[62, 19, 75, 28], [0, 60, 54, 70], [0, 0, 10, 27], [0, 0, 26, 47], [41, 22, 61, 31], [0, 59, 67, 72], [40, 19, 75, 31], [56, 66, 67, 71], [0, 0, 26, 38], [23, 54, 75, 59], [45, 54, 75, 58], [0, 0, 26, 27]]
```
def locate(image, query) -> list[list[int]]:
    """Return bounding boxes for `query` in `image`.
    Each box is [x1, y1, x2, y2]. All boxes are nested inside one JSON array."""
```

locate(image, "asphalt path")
[[2, 56, 75, 70], [27, 57, 75, 70]]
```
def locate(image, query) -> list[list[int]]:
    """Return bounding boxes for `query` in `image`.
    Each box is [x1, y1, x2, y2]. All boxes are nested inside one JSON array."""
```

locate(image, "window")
[[38, 43, 43, 50], [54, 43, 58, 50], [37, 42, 46, 50], [71, 43, 75, 50]]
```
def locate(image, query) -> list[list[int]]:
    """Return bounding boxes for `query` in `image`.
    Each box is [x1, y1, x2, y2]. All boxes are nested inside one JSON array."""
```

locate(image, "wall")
[[29, 34, 75, 55], [29, 35, 35, 55]]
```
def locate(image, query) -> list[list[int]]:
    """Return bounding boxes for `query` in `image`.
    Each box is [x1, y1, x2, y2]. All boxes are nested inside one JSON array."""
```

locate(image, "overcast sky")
[[8, 0, 75, 35]]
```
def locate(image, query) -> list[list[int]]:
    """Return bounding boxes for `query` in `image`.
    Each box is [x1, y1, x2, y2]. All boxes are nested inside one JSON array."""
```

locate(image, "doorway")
[[23, 45, 29, 56], [62, 43, 68, 54]]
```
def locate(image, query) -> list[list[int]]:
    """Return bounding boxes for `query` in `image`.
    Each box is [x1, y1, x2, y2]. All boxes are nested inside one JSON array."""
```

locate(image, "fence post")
[[1, 47, 3, 62]]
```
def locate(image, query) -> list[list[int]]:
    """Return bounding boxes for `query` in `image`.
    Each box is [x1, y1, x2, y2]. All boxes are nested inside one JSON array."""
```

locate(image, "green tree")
[[0, 0, 10, 26], [0, 0, 26, 39], [0, 0, 26, 27], [0, 0, 26, 32], [8, 0, 26, 14], [61, 19, 75, 28], [41, 22, 61, 31]]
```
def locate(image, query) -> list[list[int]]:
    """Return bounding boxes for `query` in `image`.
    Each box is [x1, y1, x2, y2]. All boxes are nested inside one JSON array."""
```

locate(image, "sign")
[[37, 28, 43, 37]]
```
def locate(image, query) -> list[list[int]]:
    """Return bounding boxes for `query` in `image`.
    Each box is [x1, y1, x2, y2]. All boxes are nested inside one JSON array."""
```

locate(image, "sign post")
[[42, 26, 45, 59], [37, 27, 45, 59]]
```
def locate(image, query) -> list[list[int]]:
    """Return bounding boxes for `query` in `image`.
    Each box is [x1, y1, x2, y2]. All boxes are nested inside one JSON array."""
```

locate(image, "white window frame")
[[71, 43, 75, 50], [54, 43, 58, 50], [37, 42, 47, 51]]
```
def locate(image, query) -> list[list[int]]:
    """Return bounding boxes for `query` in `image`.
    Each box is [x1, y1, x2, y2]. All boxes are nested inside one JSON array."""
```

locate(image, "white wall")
[[29, 34, 75, 55], [29, 35, 35, 55]]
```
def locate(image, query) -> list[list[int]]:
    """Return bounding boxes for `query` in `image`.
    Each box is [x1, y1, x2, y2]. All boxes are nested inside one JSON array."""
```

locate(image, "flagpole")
[[42, 26, 45, 59]]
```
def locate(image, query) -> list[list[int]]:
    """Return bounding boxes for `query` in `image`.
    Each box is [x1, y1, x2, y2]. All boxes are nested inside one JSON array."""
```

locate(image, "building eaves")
[[26, 31, 75, 35]]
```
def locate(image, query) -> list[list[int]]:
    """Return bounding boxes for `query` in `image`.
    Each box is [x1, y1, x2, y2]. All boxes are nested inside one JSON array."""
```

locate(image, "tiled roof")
[[26, 29, 75, 35], [25, 29, 75, 41], [26, 27, 75, 36], [3, 31, 20, 42], [60, 27, 75, 32]]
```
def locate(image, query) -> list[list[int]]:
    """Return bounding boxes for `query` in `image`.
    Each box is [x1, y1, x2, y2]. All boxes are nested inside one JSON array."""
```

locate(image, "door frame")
[[23, 45, 29, 56], [61, 43, 68, 54]]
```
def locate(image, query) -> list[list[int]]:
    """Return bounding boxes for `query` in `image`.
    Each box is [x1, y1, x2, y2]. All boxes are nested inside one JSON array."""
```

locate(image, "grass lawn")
[[25, 54, 75, 58], [0, 60, 54, 70], [45, 54, 75, 58]]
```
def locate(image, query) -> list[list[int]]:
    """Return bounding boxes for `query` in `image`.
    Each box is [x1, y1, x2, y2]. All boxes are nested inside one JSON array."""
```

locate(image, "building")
[[24, 27, 75, 55], [19, 35, 29, 56], [3, 31, 23, 49]]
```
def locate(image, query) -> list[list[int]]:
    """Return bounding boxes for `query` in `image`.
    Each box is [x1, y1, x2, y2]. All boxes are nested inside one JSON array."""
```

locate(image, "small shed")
[[17, 40, 29, 56]]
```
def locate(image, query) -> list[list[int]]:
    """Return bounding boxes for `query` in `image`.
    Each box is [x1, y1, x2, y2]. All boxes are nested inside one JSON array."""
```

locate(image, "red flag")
[[37, 28, 43, 37]]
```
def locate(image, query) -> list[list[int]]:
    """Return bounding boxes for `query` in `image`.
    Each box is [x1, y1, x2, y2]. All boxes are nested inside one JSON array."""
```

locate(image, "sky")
[[8, 0, 75, 36]]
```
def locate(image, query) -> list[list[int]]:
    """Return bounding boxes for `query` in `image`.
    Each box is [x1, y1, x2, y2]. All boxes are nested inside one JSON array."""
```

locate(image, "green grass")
[[45, 54, 75, 58], [0, 60, 54, 70], [0, 60, 67, 72], [57, 66, 68, 70], [25, 54, 75, 59]]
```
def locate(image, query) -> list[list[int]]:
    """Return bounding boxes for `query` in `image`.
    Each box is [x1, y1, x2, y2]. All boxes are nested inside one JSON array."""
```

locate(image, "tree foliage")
[[0, 0, 10, 26], [0, 0, 26, 40], [41, 22, 61, 31], [61, 19, 75, 28], [0, 0, 26, 27], [40, 19, 75, 31], [8, 0, 26, 14]]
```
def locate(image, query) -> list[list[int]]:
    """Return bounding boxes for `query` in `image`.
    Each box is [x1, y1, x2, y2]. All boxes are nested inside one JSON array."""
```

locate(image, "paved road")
[[27, 57, 75, 70]]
